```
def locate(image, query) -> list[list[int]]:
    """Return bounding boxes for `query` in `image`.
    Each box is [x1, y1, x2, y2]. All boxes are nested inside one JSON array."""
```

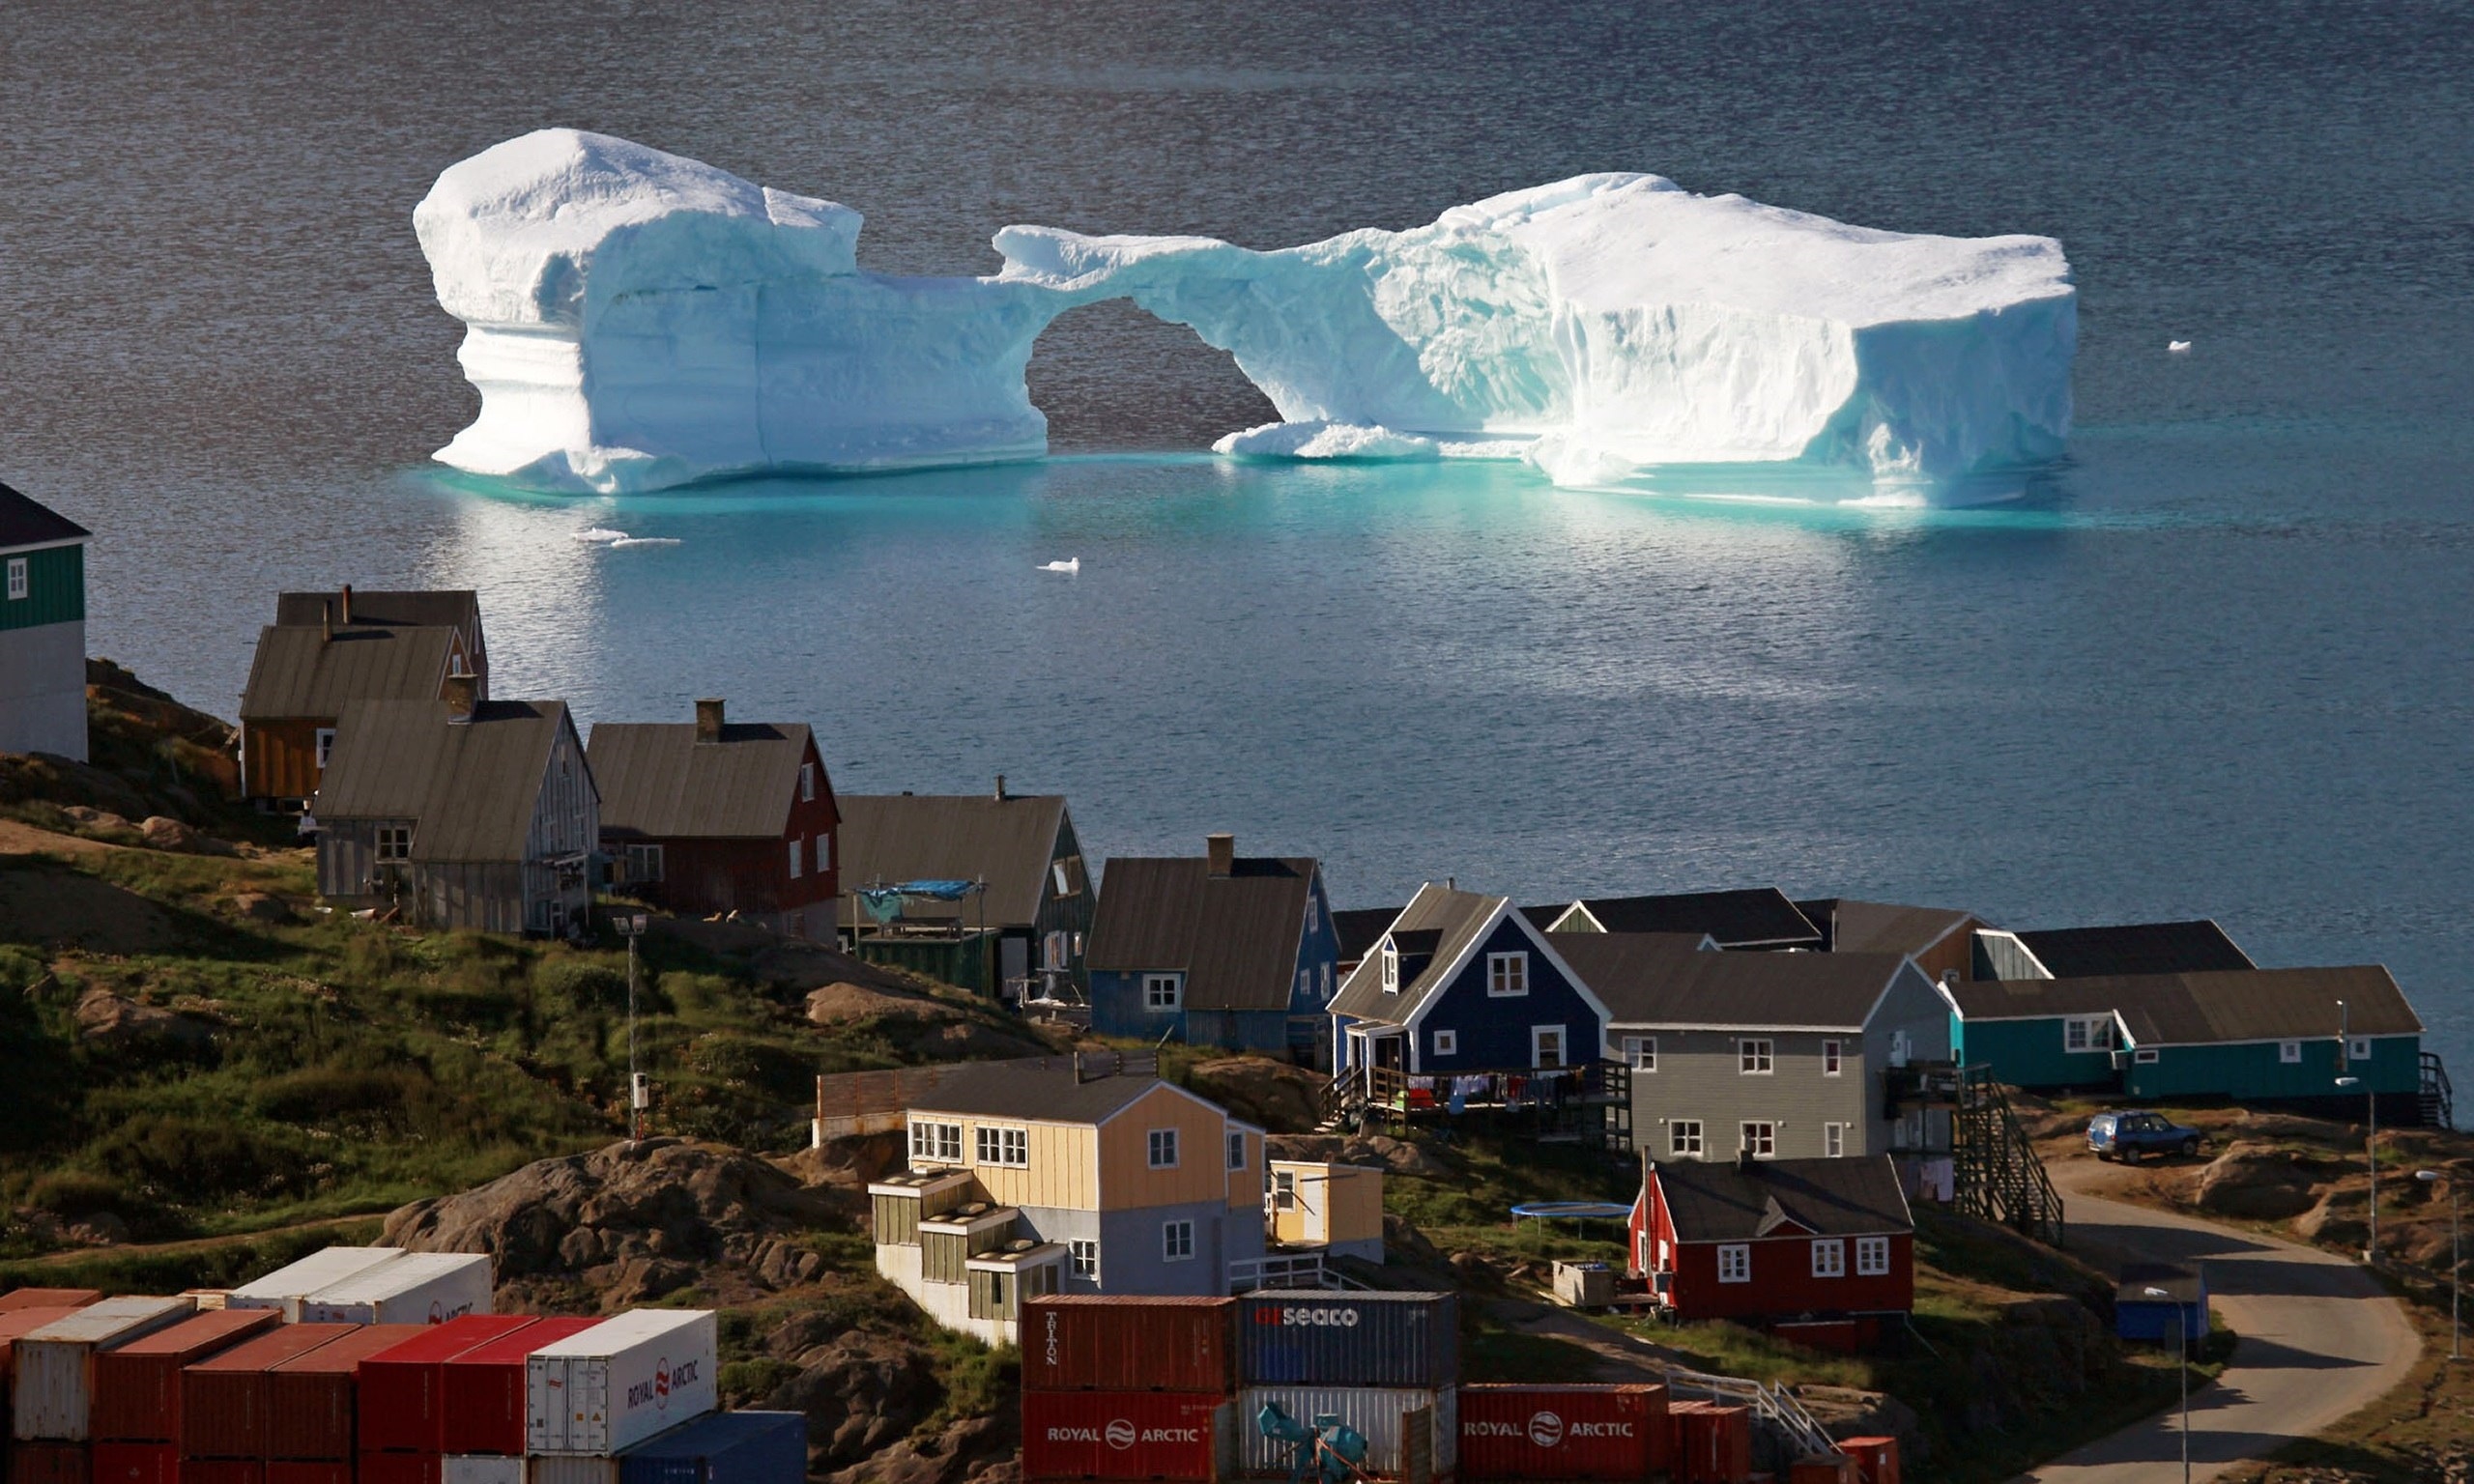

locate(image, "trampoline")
[[1511, 1201, 1634, 1221]]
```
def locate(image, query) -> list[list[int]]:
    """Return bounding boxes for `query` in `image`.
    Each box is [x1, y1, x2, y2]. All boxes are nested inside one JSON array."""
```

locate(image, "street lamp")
[[2418, 1169, 2462, 1361], [2143, 1285, 2191, 1484], [618, 912, 649, 1142], [2338, 997, 2376, 1262]]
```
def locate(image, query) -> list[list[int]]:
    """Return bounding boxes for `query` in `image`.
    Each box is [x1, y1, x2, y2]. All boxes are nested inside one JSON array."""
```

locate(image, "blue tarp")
[[856, 879, 982, 924]]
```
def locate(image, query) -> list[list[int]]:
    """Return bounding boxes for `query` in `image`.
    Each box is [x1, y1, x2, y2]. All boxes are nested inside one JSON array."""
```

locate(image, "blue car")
[[2087, 1110, 2205, 1163]]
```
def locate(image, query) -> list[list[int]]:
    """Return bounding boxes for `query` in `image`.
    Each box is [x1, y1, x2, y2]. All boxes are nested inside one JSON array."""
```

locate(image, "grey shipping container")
[[1237, 1385, 1457, 1478], [442, 1457, 525, 1484], [1233, 1292, 1458, 1388], [10, 1295, 195, 1441]]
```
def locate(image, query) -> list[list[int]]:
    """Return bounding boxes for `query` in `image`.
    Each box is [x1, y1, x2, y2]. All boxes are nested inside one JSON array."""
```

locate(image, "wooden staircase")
[[2422, 1051, 2455, 1130], [1953, 1065, 2065, 1248], [1315, 1067, 1369, 1134]]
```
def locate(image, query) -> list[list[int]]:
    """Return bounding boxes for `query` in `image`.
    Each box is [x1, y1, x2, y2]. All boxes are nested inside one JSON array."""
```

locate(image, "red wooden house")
[[586, 699, 840, 939], [1628, 1154, 1913, 1350]]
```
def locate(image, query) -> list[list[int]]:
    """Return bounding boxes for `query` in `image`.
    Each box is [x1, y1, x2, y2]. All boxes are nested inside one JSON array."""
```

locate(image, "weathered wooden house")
[[587, 699, 839, 938], [835, 782, 1092, 995], [0, 481, 91, 761], [241, 605, 475, 809], [1084, 835, 1338, 1061], [1627, 1154, 1914, 1348], [1541, 888, 1825, 951], [311, 680, 596, 935], [274, 586, 488, 696]]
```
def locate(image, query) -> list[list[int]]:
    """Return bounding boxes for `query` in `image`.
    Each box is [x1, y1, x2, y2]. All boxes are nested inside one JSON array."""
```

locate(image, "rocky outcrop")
[[1266, 1132, 1453, 1180], [73, 986, 216, 1050], [1190, 1057, 1325, 1133], [139, 815, 236, 856], [2192, 1141, 2320, 1220]]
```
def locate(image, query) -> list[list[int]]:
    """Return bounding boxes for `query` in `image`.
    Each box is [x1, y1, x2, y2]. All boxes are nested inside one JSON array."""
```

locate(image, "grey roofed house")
[[1084, 854, 1318, 1013], [588, 718, 819, 840], [1324, 884, 1504, 1023], [2013, 920, 2256, 979], [1332, 907, 1401, 969], [240, 624, 465, 720], [276, 587, 486, 687], [1650, 1155, 1913, 1241], [1953, 964, 2421, 1045], [906, 1059, 1180, 1124], [1796, 898, 1976, 957], [836, 789, 1082, 929], [1564, 938, 1918, 1031], [316, 697, 586, 861], [1546, 888, 1824, 950]]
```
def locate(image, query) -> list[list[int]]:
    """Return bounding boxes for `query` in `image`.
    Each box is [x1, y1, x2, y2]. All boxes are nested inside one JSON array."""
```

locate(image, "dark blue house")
[[1326, 883, 1611, 1084], [1083, 835, 1338, 1064]]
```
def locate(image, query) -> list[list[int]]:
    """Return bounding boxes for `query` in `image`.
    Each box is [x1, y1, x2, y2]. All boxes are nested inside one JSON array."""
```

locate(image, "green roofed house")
[[0, 481, 92, 761]]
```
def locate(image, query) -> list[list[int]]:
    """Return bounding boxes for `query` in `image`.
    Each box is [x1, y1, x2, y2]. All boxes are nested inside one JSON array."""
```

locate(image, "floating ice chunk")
[[2169, 339, 2193, 353], [571, 527, 629, 543], [1212, 420, 1440, 461], [1038, 557, 1080, 574], [607, 536, 681, 548]]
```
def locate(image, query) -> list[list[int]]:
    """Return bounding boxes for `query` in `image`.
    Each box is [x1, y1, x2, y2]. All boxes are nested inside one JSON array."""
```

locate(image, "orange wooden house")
[[240, 590, 477, 809]]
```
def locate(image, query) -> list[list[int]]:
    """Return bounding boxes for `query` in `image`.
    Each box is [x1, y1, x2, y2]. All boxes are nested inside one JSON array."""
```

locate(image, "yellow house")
[[868, 1060, 1268, 1345], [1267, 1159, 1387, 1263]]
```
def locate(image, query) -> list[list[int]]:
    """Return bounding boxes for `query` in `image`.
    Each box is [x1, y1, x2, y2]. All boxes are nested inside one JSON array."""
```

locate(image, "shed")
[[835, 785, 1091, 994], [2115, 1262, 2208, 1345]]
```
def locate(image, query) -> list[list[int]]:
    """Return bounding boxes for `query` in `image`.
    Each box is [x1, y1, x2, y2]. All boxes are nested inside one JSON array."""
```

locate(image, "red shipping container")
[[1021, 1390, 1228, 1480], [1676, 1404, 1752, 1484], [0, 1291, 101, 1314], [182, 1324, 360, 1459], [358, 1315, 538, 1455], [93, 1310, 282, 1443], [263, 1324, 421, 1461], [354, 1454, 439, 1484], [1839, 1437, 1899, 1484], [262, 1467, 350, 1484], [436, 1317, 600, 1456], [8, 1442, 88, 1484], [1789, 1458, 1857, 1484], [1458, 1384, 1669, 1481], [1021, 1297, 1235, 1395], [91, 1445, 178, 1484], [178, 1464, 264, 1484]]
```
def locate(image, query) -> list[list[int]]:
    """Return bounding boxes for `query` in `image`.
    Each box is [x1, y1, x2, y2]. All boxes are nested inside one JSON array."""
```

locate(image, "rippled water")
[[4, 0, 2470, 1072]]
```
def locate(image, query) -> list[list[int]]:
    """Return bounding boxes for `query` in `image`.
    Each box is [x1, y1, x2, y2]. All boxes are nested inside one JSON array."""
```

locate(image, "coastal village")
[[1, 473, 2469, 1484]]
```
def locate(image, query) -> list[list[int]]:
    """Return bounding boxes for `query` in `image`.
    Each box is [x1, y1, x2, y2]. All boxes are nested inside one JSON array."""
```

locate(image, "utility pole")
[[2337, 999, 2377, 1261], [2144, 1286, 2191, 1484], [620, 912, 648, 1141]]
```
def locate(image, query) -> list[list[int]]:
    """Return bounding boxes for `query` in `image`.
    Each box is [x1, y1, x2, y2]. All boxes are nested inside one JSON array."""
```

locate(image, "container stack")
[[1233, 1291, 1459, 1482], [357, 1315, 540, 1484], [1020, 1296, 1238, 1484], [227, 1252, 407, 1325], [11, 1295, 197, 1484], [1457, 1383, 1670, 1482], [265, 1324, 427, 1484], [440, 1318, 603, 1480], [90, 1308, 281, 1483], [183, 1324, 365, 1482], [523, 1310, 721, 1484]]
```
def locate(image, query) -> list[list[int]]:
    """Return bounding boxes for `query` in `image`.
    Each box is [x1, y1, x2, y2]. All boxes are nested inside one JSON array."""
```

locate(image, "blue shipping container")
[[619, 1411, 807, 1484], [1234, 1291, 1459, 1388]]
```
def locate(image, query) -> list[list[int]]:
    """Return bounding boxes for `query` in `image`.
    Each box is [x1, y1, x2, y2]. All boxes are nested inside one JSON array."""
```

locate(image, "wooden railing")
[[1953, 1065, 2064, 1247]]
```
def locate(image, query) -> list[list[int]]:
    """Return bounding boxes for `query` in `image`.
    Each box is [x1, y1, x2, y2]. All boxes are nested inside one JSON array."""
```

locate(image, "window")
[[1812, 1239, 1846, 1278], [1856, 1236, 1891, 1276], [909, 1119, 963, 1164], [1740, 1039, 1774, 1074], [1070, 1240, 1099, 1280], [976, 1126, 1027, 1168], [314, 728, 338, 769], [788, 838, 803, 878], [2280, 1040, 2302, 1064], [1228, 1131, 1247, 1170], [1823, 1040, 1843, 1076], [1381, 945, 1399, 992], [1624, 1036, 1656, 1072], [1825, 1122, 1847, 1158], [1147, 1128, 1179, 1168], [816, 834, 831, 871], [1487, 952, 1530, 996], [1306, 898, 1319, 933], [1044, 931, 1068, 971], [1274, 1171, 1298, 1210], [1532, 1025, 1566, 1070], [2134, 1048, 2160, 1064], [1432, 1029, 1457, 1057], [1740, 1121, 1776, 1158], [1162, 1220, 1194, 1263], [375, 825, 412, 862], [622, 842, 665, 883], [2348, 1036, 2373, 1062], [1052, 860, 1071, 896], [799, 762, 817, 802], [4, 557, 24, 601], [2064, 1014, 2115, 1053], [1143, 973, 1182, 1010], [1670, 1120, 1703, 1157], [1717, 1243, 1750, 1283], [1321, 962, 1332, 998]]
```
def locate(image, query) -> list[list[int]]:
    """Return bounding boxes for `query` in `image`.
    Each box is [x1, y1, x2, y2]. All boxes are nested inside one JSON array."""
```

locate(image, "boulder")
[[761, 1329, 943, 1468], [72, 986, 216, 1050], [138, 815, 236, 856], [1265, 1132, 1452, 1179], [1191, 1056, 1326, 1132], [805, 980, 960, 1028], [2293, 1185, 2370, 1247], [2192, 1141, 2319, 1220]]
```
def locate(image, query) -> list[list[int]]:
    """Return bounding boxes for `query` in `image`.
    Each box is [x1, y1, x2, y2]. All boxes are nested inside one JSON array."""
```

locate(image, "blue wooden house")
[[1083, 835, 1338, 1063]]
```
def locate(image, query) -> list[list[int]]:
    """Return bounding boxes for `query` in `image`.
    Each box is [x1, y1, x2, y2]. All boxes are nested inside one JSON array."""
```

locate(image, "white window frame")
[[1162, 1219, 1194, 1263], [1856, 1236, 1891, 1276], [1740, 1121, 1777, 1158], [2280, 1040, 2301, 1064], [975, 1125, 1028, 1168], [1811, 1238, 1846, 1278], [1381, 945, 1400, 992], [1670, 1120, 1703, 1157], [1052, 860, 1072, 896], [1143, 973, 1183, 1011], [1306, 899, 1319, 934], [1069, 1240, 1099, 1280], [2134, 1048, 2160, 1064], [1716, 1243, 1750, 1283], [1227, 1131, 1247, 1170], [1487, 952, 1530, 997], [2064, 1014, 2114, 1053], [1432, 1028, 1457, 1057], [1824, 1122, 1847, 1158], [1273, 1170, 1297, 1210], [816, 833, 831, 872], [2348, 1036, 2373, 1062], [909, 1119, 963, 1164], [4, 556, 24, 601], [788, 838, 803, 879], [1822, 1040, 1843, 1076], [314, 727, 338, 769], [1740, 1039, 1774, 1075], [1624, 1035, 1656, 1072], [1147, 1128, 1179, 1169], [799, 761, 817, 802], [1532, 1024, 1565, 1070]]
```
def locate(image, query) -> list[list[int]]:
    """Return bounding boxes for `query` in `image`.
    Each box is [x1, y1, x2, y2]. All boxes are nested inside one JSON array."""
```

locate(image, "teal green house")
[[0, 481, 91, 762]]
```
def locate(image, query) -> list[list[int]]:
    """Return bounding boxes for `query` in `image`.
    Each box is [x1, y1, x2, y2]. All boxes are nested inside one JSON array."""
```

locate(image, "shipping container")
[[1022, 1391, 1229, 1481], [0, 1309, 84, 1399], [357, 1454, 441, 1484], [181, 1324, 360, 1459], [299, 1255, 491, 1328], [438, 1318, 601, 1456], [1232, 1293, 1456, 1390], [89, 1308, 279, 1443], [265, 1324, 424, 1461], [263, 1465, 352, 1484], [440, 1457, 523, 1484], [526, 1311, 718, 1457], [176, 1464, 264, 1484], [89, 1442, 176, 1484], [7, 1441, 87, 1484], [1021, 1297, 1236, 1395], [0, 1294, 99, 1315], [1838, 1437, 1899, 1484], [1458, 1384, 1667, 1481], [11, 1295, 195, 1441], [226, 1249, 404, 1323], [1673, 1403, 1751, 1484], [359, 1315, 540, 1455], [1235, 1386, 1456, 1478], [1788, 1457, 1857, 1484], [180, 1292, 231, 1313], [618, 1410, 808, 1484], [532, 1458, 624, 1484]]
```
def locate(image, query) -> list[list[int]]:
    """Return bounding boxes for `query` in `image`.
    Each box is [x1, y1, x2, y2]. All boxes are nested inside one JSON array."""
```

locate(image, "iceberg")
[[417, 131, 2075, 500]]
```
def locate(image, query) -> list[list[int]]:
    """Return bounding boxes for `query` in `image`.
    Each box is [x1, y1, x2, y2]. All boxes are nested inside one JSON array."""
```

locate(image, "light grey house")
[[0, 482, 91, 761], [1555, 933, 1956, 1162], [311, 678, 597, 935]]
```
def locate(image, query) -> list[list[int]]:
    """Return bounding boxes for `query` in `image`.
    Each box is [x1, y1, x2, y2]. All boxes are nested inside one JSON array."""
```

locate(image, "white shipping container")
[[1237, 1385, 1458, 1478], [528, 1458, 621, 1484], [441, 1456, 526, 1484], [526, 1309, 718, 1456], [10, 1295, 196, 1441], [299, 1251, 492, 1325], [226, 1244, 404, 1321]]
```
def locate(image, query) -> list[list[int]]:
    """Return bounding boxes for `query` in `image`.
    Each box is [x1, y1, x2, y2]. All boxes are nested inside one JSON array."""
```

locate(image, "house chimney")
[[444, 672, 478, 722], [1206, 833, 1235, 877], [321, 600, 333, 642], [993, 773, 1007, 802], [1736, 1147, 1757, 1174], [695, 698, 725, 743], [339, 585, 354, 624]]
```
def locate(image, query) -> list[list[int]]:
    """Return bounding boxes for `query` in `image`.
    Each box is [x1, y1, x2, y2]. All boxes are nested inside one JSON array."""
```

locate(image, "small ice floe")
[[609, 536, 681, 548], [572, 527, 629, 542], [2168, 339, 2192, 353], [1038, 557, 1080, 574]]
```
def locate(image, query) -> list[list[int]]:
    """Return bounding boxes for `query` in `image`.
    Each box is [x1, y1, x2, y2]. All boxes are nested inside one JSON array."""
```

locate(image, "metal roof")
[[907, 1062, 1182, 1125], [1951, 965, 2422, 1042], [1556, 889, 1823, 949], [2117, 1262, 2205, 1305], [1332, 907, 1401, 963], [0, 481, 90, 553], [1797, 898, 1976, 956], [1568, 937, 1913, 1030], [275, 589, 481, 635], [1652, 1156, 1913, 1242], [240, 625, 460, 720], [1084, 855, 1318, 1013], [2014, 921, 2256, 978], [315, 699, 586, 863], [835, 793, 1073, 928], [1326, 884, 1505, 1025], [587, 721, 817, 840]]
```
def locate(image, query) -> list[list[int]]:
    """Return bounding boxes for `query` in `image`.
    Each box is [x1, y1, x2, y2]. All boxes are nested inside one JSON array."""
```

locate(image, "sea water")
[[1, 0, 2468, 1073]]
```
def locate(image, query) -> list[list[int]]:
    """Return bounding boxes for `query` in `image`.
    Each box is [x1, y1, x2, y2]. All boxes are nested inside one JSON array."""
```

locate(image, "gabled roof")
[[1553, 889, 1822, 949], [1652, 1156, 1913, 1242], [0, 482, 90, 553], [1332, 907, 1400, 963], [240, 625, 460, 720], [1951, 965, 2422, 1043], [588, 721, 816, 840], [908, 1063, 1201, 1126], [1085, 855, 1318, 1013], [1797, 898, 1975, 956], [1573, 940, 1915, 1031], [275, 589, 481, 636], [316, 699, 586, 862], [1326, 883, 1504, 1024], [836, 792, 1072, 929], [2014, 921, 2255, 979]]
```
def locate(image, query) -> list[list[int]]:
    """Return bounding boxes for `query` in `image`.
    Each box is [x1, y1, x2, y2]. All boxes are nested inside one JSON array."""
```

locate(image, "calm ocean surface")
[[4, 1, 2469, 1077]]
